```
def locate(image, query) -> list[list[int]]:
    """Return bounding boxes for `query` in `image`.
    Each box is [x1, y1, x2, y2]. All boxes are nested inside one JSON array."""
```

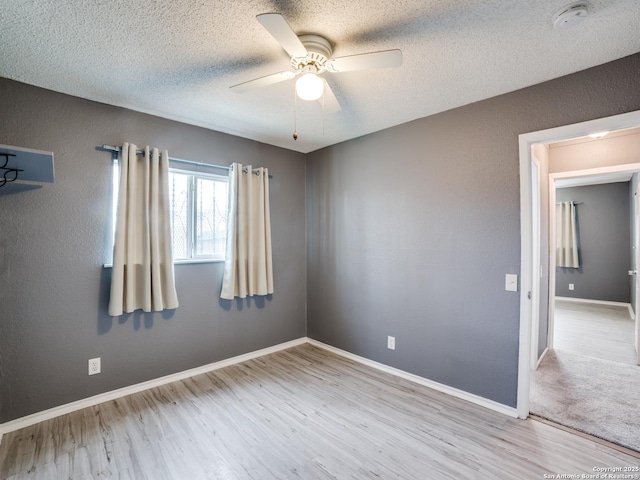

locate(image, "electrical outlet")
[[387, 336, 396, 350], [88, 357, 101, 375], [569, 283, 574, 291]]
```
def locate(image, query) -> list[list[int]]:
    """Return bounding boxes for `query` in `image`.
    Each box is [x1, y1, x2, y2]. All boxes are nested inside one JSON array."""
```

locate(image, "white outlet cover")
[[88, 357, 101, 375], [387, 336, 396, 350]]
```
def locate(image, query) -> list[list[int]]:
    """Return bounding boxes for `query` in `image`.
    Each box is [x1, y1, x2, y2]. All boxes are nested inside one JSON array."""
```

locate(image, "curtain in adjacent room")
[[220, 163, 273, 300], [556, 201, 580, 268], [108, 143, 179, 316]]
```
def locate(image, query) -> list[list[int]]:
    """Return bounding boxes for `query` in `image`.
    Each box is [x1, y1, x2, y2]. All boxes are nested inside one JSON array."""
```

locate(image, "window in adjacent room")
[[111, 161, 229, 264]]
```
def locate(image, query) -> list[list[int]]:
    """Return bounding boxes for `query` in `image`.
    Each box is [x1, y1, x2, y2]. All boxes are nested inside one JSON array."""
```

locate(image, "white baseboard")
[[555, 296, 634, 320], [0, 337, 307, 444], [556, 296, 629, 308], [306, 338, 518, 419], [0, 335, 518, 447]]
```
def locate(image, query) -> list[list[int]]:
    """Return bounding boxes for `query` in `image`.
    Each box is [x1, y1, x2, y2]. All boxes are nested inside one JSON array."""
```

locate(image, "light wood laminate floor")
[[554, 298, 637, 365], [1, 344, 638, 479]]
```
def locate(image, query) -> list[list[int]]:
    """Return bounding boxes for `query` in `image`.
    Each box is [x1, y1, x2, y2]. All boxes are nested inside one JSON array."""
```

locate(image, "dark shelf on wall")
[[0, 144, 55, 188]]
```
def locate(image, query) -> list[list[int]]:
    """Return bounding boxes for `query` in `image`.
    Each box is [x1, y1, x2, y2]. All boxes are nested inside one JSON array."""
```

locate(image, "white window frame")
[[107, 160, 228, 267], [169, 167, 229, 264]]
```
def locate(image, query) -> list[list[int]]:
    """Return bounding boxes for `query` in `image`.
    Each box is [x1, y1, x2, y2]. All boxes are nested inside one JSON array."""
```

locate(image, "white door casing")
[[517, 110, 640, 420], [635, 173, 640, 364], [530, 156, 540, 370]]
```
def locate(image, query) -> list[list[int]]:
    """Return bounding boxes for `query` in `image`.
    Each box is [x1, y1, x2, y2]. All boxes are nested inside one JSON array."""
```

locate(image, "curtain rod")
[[99, 145, 273, 178], [556, 201, 583, 205]]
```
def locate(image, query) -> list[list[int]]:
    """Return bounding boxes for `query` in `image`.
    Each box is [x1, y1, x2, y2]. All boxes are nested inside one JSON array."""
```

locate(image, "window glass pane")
[[113, 168, 228, 263], [169, 172, 190, 260], [195, 177, 228, 257], [112, 160, 120, 248]]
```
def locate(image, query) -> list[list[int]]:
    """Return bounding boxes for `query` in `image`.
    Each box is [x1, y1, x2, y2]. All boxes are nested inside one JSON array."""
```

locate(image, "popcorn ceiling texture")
[[1, 0, 639, 153]]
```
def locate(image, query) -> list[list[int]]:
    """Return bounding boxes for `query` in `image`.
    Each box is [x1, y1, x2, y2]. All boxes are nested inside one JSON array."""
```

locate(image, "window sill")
[[103, 258, 225, 268]]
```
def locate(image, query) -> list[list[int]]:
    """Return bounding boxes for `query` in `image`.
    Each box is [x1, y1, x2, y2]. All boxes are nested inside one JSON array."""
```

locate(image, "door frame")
[[529, 155, 541, 370], [634, 173, 640, 364], [547, 166, 640, 351], [517, 110, 640, 419]]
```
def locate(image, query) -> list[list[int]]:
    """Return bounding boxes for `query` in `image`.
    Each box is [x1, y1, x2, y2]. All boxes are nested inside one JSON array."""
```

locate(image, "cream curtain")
[[221, 163, 273, 300], [556, 201, 580, 268], [108, 143, 179, 316]]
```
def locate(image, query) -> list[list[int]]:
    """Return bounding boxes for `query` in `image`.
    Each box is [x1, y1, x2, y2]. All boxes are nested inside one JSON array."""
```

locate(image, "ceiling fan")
[[230, 13, 403, 113]]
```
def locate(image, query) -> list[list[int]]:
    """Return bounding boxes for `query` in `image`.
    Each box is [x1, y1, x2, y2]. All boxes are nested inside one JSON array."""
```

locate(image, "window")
[[111, 161, 229, 264], [168, 169, 229, 261]]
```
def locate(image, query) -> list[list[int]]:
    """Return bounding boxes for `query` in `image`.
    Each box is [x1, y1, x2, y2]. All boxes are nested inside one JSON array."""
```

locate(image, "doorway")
[[517, 109, 640, 420], [548, 170, 638, 364]]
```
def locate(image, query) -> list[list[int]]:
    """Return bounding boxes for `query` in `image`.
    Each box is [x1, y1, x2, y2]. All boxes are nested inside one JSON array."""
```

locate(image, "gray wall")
[[555, 183, 631, 303], [0, 78, 306, 423], [306, 53, 640, 408]]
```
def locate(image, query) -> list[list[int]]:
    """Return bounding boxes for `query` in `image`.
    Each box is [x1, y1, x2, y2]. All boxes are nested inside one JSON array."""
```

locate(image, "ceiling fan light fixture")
[[295, 70, 324, 101]]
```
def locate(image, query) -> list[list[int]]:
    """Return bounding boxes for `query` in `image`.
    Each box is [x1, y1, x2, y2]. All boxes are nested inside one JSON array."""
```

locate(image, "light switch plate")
[[505, 274, 518, 292]]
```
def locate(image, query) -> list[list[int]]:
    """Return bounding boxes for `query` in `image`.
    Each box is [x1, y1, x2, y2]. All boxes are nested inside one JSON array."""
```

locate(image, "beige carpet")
[[530, 349, 640, 452]]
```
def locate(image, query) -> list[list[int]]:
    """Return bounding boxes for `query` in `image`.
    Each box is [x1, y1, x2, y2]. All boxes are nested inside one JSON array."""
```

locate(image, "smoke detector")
[[553, 2, 590, 29]]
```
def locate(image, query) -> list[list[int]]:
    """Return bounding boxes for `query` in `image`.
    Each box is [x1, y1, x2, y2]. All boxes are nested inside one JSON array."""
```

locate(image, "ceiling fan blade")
[[327, 49, 403, 73], [230, 70, 297, 93], [320, 80, 341, 113], [256, 13, 308, 59]]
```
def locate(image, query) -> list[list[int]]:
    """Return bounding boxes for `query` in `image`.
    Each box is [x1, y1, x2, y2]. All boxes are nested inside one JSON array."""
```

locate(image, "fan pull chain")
[[293, 87, 298, 141]]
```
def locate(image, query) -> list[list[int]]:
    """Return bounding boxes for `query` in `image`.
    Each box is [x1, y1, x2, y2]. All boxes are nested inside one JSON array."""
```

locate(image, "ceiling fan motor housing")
[[229, 13, 402, 114], [291, 34, 333, 71]]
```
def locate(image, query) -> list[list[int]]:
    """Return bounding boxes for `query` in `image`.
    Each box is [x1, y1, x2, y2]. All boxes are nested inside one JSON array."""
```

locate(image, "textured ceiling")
[[1, 0, 639, 153]]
